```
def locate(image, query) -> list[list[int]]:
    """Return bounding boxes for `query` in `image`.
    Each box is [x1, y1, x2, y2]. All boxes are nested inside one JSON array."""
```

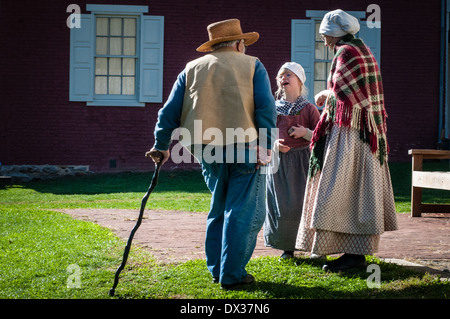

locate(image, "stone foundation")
[[0, 165, 90, 182]]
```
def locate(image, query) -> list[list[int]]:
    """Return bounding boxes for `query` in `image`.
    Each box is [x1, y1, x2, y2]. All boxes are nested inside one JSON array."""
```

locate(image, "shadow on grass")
[[8, 170, 209, 195], [243, 257, 449, 299], [8, 162, 448, 201]]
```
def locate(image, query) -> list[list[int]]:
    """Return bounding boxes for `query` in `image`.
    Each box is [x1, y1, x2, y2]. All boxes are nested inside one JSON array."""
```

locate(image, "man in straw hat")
[[146, 19, 276, 290]]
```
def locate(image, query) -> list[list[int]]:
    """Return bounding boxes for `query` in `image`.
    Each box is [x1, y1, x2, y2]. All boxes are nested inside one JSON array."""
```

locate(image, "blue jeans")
[[201, 147, 266, 284]]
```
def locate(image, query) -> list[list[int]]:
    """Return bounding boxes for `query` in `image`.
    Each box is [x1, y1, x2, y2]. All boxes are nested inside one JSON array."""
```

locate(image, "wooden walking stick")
[[109, 150, 164, 297]]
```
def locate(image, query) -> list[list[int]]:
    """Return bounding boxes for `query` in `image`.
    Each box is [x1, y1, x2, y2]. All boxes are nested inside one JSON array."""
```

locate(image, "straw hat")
[[196, 19, 259, 52]]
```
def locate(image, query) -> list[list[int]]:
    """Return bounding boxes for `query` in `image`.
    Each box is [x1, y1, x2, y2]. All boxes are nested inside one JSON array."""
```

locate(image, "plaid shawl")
[[309, 35, 389, 178]]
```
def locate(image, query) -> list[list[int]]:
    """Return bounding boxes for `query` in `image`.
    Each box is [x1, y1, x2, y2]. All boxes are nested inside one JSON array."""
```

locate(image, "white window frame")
[[93, 15, 140, 103], [69, 4, 164, 107]]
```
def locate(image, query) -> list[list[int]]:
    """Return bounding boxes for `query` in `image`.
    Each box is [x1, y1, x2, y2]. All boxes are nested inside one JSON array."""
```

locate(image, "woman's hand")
[[289, 124, 307, 139], [315, 89, 332, 107]]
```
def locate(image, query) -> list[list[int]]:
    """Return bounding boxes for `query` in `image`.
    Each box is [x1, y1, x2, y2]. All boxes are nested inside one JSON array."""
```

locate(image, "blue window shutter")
[[139, 16, 164, 103], [69, 14, 94, 101], [291, 19, 315, 103], [358, 22, 381, 66]]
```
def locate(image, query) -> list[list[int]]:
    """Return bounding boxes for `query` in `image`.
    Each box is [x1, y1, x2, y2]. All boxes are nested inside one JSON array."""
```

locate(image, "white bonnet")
[[319, 9, 360, 37], [277, 62, 306, 84]]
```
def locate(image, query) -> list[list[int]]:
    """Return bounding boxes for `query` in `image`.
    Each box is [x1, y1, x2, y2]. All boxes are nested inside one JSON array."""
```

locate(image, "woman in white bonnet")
[[264, 62, 320, 259], [295, 9, 398, 272]]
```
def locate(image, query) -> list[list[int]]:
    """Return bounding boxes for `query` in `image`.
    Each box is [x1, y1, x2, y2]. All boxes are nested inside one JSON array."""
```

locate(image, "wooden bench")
[[409, 149, 450, 217]]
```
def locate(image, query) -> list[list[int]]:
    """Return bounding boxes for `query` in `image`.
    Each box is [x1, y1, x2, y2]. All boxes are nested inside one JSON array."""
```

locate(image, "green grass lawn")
[[0, 162, 449, 300]]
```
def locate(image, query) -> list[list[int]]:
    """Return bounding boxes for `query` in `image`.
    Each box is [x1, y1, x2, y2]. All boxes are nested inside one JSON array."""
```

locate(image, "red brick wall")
[[376, 1, 442, 159], [0, 0, 442, 172]]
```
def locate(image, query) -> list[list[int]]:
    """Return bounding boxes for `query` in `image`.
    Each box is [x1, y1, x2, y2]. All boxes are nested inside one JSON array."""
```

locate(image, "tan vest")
[[180, 51, 258, 146]]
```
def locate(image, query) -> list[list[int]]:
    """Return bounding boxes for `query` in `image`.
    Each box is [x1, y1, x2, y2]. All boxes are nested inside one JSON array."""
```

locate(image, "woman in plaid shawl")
[[295, 10, 398, 272]]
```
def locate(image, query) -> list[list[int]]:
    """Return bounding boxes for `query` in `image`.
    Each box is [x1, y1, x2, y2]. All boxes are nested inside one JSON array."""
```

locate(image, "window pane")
[[96, 37, 108, 55], [110, 18, 122, 36], [109, 58, 121, 75], [123, 58, 135, 75], [96, 18, 108, 36], [315, 43, 326, 60], [315, 22, 321, 41], [109, 77, 121, 94], [123, 38, 136, 56], [109, 38, 122, 55], [314, 62, 327, 80], [327, 47, 334, 60], [95, 58, 108, 75], [124, 18, 136, 36], [314, 81, 326, 97], [95, 76, 107, 94], [122, 77, 135, 95]]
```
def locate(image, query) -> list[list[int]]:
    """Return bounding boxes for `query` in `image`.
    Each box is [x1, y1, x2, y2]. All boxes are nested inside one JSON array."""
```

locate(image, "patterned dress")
[[295, 35, 398, 256], [296, 126, 397, 255]]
